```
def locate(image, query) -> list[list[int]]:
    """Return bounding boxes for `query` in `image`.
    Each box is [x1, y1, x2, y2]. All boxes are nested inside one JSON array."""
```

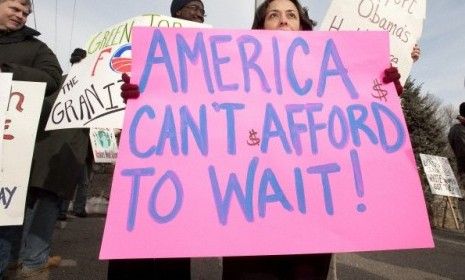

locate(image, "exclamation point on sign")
[[350, 150, 366, 213]]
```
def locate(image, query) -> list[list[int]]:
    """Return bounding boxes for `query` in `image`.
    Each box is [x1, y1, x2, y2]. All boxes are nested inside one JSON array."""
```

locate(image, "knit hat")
[[460, 102, 465, 117], [171, 0, 202, 17]]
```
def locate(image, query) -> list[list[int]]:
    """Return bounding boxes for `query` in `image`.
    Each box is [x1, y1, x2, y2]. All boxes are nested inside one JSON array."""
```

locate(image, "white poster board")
[[0, 73, 13, 177], [0, 81, 46, 226], [90, 128, 118, 163], [419, 153, 463, 198], [320, 0, 426, 84], [46, 14, 208, 131]]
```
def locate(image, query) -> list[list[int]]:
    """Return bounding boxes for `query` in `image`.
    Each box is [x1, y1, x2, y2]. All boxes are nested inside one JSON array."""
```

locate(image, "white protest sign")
[[320, 0, 426, 84], [420, 153, 463, 198], [90, 128, 118, 163], [0, 73, 12, 178], [46, 14, 208, 131], [0, 81, 46, 226]]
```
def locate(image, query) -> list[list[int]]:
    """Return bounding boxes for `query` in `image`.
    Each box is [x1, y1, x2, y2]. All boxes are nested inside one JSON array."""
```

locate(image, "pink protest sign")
[[100, 27, 433, 259]]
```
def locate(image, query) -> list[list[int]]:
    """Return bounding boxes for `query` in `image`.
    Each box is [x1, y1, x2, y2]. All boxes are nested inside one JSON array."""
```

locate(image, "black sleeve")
[[1, 42, 63, 95]]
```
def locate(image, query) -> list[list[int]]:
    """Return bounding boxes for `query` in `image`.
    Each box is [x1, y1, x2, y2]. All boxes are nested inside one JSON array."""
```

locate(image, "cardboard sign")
[[420, 153, 463, 198], [0, 81, 45, 226], [100, 28, 433, 260], [0, 73, 12, 178], [320, 0, 426, 84], [46, 14, 208, 130], [90, 128, 118, 163]]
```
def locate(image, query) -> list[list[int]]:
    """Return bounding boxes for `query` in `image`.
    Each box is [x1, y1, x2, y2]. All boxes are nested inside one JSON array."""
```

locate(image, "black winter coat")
[[449, 123, 465, 175], [28, 78, 90, 200], [1, 27, 88, 200]]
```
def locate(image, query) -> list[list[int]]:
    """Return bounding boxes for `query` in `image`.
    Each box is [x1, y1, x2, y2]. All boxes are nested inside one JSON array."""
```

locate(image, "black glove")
[[70, 48, 87, 64]]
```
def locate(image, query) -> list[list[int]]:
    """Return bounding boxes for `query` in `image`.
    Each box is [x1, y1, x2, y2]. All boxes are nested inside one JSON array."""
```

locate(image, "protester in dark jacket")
[[448, 102, 465, 220], [0, 0, 65, 279], [449, 103, 465, 176]]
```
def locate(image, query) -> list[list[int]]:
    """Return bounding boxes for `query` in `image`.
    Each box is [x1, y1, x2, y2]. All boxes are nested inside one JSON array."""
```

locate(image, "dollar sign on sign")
[[372, 79, 388, 102]]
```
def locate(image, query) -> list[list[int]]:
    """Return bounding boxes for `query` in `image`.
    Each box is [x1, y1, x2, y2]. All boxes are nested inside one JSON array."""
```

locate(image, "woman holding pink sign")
[[119, 0, 421, 279]]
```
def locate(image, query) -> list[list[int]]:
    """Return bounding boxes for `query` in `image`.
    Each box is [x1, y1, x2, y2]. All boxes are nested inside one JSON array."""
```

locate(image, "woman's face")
[[263, 0, 300, 31]]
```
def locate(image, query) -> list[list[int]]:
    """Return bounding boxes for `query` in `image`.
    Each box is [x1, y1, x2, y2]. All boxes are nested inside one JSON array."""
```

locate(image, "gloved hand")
[[382, 66, 403, 96], [69, 48, 87, 64], [120, 73, 140, 103]]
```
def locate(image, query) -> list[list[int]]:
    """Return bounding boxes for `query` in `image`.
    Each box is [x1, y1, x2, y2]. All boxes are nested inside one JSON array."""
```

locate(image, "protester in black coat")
[[448, 103, 465, 177], [0, 0, 65, 278], [448, 103, 465, 220]]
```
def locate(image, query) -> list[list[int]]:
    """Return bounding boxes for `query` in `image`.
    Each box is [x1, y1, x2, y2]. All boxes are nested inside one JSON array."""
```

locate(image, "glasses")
[[183, 5, 207, 17]]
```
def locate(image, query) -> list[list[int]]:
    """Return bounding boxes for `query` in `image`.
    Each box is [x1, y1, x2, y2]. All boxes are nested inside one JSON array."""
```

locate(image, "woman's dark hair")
[[252, 0, 316, 31]]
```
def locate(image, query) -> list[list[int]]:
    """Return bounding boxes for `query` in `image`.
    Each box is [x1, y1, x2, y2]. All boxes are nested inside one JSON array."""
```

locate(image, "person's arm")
[[1, 42, 62, 95]]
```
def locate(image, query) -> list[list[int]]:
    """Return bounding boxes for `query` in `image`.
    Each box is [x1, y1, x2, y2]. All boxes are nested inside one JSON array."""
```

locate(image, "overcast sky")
[[27, 0, 464, 107]]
